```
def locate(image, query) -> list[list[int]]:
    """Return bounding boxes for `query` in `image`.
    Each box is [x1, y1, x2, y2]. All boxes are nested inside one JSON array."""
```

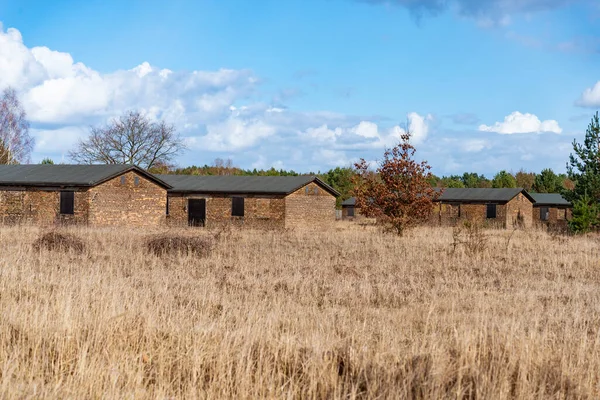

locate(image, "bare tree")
[[68, 110, 186, 169], [0, 87, 33, 164]]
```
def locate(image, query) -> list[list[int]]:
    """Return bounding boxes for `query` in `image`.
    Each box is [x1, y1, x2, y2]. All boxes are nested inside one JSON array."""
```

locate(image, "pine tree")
[[567, 112, 600, 200], [569, 192, 599, 234]]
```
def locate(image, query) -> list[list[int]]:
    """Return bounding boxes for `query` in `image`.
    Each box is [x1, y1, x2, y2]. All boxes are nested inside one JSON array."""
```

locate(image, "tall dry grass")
[[0, 223, 599, 398]]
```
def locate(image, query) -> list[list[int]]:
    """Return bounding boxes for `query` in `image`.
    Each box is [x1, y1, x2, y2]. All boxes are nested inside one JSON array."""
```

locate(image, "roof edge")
[[285, 176, 341, 197], [93, 165, 173, 189]]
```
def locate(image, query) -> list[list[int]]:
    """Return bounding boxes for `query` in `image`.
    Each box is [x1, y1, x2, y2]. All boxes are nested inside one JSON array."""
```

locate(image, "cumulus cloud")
[[0, 21, 440, 170], [298, 112, 433, 150], [0, 26, 257, 125], [576, 81, 600, 108], [478, 112, 562, 134]]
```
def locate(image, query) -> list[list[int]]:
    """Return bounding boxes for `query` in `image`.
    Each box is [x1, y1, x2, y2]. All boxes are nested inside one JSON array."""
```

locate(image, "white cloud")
[[463, 139, 490, 152], [0, 23, 444, 173], [478, 111, 562, 134], [407, 112, 433, 144], [195, 116, 277, 151], [352, 121, 379, 138], [576, 81, 600, 108], [31, 126, 86, 155], [0, 25, 257, 125]]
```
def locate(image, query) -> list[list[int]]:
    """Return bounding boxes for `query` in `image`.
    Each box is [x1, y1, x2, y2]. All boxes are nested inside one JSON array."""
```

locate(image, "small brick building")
[[0, 165, 170, 227], [341, 197, 358, 220], [157, 174, 340, 229], [530, 193, 572, 228], [432, 188, 535, 228]]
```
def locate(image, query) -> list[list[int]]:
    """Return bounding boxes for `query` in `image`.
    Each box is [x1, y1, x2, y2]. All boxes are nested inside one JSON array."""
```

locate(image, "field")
[[1, 223, 600, 399]]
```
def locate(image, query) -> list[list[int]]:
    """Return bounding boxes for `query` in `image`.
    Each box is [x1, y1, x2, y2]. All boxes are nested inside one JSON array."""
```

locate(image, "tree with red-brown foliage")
[[353, 132, 439, 235]]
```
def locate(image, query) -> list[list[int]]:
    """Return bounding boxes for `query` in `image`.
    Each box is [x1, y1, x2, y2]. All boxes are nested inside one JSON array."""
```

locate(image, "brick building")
[[157, 174, 340, 229], [432, 188, 535, 228], [341, 197, 358, 220], [530, 193, 572, 228], [0, 165, 170, 227]]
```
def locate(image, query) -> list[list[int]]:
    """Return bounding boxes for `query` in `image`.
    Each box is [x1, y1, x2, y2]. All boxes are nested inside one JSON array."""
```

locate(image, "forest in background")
[[146, 159, 572, 208]]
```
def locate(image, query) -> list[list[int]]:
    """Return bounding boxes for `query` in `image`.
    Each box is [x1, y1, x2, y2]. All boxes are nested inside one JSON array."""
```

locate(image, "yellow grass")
[[1, 223, 599, 399]]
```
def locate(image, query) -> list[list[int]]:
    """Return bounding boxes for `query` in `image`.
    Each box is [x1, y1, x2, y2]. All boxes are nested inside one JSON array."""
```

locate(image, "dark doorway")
[[188, 199, 206, 227]]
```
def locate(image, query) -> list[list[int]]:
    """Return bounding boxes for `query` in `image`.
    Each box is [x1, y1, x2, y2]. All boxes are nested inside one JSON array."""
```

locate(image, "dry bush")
[[32, 231, 86, 253], [1, 224, 600, 398], [451, 220, 488, 256], [145, 233, 212, 257]]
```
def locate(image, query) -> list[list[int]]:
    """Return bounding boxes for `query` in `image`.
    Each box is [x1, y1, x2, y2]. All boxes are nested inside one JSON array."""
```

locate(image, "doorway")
[[188, 199, 206, 227]]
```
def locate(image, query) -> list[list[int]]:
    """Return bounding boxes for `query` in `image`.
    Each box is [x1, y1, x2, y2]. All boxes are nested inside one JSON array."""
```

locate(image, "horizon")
[[0, 0, 598, 176]]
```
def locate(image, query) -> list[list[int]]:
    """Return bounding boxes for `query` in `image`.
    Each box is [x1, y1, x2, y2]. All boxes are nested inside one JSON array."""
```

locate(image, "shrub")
[[145, 234, 212, 257], [451, 221, 487, 256], [33, 231, 86, 253]]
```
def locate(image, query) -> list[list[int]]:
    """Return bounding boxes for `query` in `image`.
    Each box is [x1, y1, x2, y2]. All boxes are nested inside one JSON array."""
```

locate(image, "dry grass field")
[[1, 223, 600, 399]]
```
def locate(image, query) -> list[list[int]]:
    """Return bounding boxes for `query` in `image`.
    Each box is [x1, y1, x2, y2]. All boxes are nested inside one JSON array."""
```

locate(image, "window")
[[540, 207, 549, 221], [134, 176, 140, 186], [305, 186, 309, 194], [231, 197, 244, 217], [486, 204, 497, 219], [120, 176, 126, 185], [60, 191, 75, 215], [347, 207, 355, 217], [314, 187, 319, 195], [166, 197, 169, 216]]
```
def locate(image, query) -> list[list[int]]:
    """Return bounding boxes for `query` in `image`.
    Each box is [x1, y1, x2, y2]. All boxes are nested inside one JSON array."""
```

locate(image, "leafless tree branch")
[[68, 110, 187, 169]]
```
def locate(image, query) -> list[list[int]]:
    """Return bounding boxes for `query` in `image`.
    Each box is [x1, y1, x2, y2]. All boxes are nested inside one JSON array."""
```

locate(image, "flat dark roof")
[[529, 193, 571, 207]]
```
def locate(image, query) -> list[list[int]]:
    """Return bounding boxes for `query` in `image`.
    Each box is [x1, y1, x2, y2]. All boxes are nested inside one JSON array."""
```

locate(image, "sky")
[[0, 0, 598, 176]]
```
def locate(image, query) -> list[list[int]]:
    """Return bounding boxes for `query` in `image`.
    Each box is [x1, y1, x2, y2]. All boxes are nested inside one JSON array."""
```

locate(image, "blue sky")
[[0, 0, 598, 176]]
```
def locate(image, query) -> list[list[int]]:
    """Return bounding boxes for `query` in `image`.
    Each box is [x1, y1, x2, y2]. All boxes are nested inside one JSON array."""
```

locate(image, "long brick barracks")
[[0, 164, 572, 229], [0, 165, 340, 229]]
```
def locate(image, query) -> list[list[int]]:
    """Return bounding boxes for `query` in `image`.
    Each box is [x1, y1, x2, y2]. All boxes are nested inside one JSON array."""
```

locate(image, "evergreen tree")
[[569, 192, 599, 234], [533, 168, 562, 193], [567, 112, 600, 200]]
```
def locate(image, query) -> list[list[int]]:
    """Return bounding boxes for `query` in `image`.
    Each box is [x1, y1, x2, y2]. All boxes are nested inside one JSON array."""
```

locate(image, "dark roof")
[[435, 187, 535, 203], [156, 174, 340, 196], [341, 197, 356, 206], [0, 164, 171, 188], [530, 193, 572, 207]]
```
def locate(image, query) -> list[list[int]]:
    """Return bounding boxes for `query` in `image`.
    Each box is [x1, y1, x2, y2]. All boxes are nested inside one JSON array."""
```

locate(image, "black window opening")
[[60, 191, 75, 215], [347, 207, 355, 217], [486, 203, 497, 219], [166, 197, 169, 216], [540, 207, 549, 221], [232, 197, 245, 217]]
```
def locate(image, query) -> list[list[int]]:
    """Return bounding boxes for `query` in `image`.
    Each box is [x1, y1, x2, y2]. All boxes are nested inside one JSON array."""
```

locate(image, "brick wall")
[[432, 203, 490, 226], [284, 182, 336, 229], [0, 188, 89, 225], [533, 206, 571, 228], [505, 193, 533, 228], [166, 194, 286, 229], [88, 171, 167, 227]]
